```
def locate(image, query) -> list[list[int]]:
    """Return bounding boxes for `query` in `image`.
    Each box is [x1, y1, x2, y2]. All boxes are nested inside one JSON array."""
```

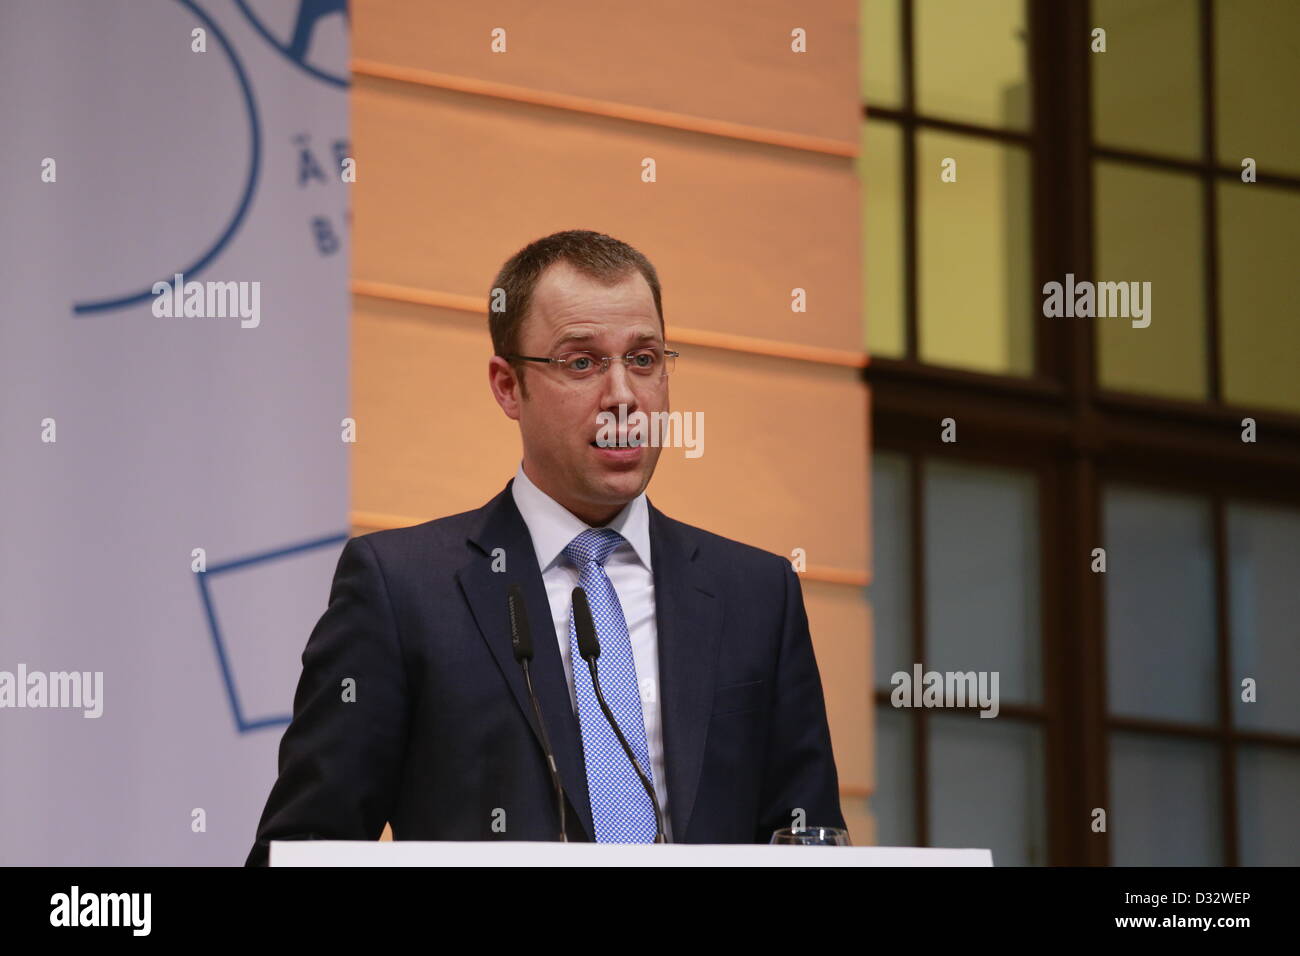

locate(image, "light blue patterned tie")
[[564, 528, 658, 843]]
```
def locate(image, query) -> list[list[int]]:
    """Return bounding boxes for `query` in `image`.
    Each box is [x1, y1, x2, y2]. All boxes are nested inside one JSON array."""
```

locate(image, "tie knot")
[[564, 528, 624, 568]]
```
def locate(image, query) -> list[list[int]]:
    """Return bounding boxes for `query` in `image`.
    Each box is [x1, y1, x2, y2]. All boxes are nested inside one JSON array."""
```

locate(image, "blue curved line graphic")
[[72, 0, 261, 316], [233, 0, 350, 89]]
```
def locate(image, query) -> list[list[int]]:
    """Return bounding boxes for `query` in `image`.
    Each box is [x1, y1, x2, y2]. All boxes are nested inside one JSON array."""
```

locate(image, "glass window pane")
[[1215, 0, 1300, 176], [862, 0, 902, 108], [1110, 732, 1222, 865], [1228, 501, 1300, 735], [928, 714, 1046, 865], [1237, 744, 1300, 866], [1094, 161, 1206, 400], [1217, 183, 1300, 415], [1091, 0, 1201, 159], [871, 704, 915, 845], [863, 120, 906, 357], [871, 451, 911, 688], [918, 132, 1032, 374], [915, 0, 1030, 130], [1104, 485, 1217, 724], [925, 461, 1040, 705]]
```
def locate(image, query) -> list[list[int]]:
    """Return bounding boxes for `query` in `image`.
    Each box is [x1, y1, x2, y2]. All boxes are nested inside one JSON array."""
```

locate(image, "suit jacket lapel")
[[649, 501, 722, 842], [456, 482, 595, 841]]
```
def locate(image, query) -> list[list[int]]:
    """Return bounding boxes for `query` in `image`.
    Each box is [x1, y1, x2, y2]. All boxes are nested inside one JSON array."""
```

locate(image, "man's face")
[[488, 262, 668, 526]]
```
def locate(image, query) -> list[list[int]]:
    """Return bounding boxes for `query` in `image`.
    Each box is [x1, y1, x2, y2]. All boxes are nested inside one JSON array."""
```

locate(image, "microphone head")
[[571, 587, 601, 661], [507, 583, 533, 662]]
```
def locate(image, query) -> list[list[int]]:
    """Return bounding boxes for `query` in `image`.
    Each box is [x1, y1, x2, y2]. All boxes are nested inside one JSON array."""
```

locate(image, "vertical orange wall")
[[351, 0, 873, 843]]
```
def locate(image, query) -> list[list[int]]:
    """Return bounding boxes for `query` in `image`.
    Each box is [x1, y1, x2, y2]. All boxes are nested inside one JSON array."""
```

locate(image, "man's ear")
[[488, 355, 524, 421]]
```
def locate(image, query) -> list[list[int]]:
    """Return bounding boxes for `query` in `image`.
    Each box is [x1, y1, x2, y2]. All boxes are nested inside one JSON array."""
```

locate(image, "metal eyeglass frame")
[[506, 347, 679, 379]]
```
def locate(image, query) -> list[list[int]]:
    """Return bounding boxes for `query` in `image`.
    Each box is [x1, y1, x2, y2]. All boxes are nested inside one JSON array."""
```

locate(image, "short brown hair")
[[488, 230, 664, 382]]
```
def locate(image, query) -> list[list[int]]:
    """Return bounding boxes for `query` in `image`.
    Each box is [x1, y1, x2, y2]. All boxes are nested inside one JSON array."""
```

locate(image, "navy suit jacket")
[[245, 481, 844, 864]]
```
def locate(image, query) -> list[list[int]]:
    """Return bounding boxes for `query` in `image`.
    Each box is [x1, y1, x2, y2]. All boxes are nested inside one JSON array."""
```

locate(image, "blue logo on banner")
[[72, 0, 261, 318], [234, 0, 350, 88], [196, 531, 348, 733]]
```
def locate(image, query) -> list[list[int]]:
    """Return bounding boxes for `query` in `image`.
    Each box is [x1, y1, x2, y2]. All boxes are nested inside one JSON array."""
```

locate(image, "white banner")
[[0, 0, 351, 865]]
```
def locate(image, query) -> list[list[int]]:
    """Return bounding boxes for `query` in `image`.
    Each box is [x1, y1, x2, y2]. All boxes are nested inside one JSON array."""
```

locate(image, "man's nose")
[[599, 360, 638, 413]]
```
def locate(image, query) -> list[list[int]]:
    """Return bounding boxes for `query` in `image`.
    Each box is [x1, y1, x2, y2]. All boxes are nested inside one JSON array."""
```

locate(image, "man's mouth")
[[590, 435, 646, 449]]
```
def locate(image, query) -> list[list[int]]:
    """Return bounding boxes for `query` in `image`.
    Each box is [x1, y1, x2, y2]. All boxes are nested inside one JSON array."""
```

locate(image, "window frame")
[[863, 0, 1300, 865]]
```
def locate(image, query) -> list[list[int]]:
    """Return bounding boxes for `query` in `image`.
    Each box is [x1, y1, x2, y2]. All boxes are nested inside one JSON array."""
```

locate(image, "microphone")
[[571, 586, 668, 844], [508, 583, 568, 842]]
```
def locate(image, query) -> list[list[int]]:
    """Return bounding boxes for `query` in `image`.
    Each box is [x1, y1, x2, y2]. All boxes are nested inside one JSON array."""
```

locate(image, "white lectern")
[[271, 841, 993, 866]]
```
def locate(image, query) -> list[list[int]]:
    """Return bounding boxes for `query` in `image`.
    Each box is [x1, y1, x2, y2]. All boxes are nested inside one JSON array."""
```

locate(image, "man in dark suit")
[[245, 230, 844, 864]]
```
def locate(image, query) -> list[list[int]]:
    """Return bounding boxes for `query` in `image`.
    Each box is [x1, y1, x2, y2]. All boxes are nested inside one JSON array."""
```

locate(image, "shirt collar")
[[510, 462, 652, 573]]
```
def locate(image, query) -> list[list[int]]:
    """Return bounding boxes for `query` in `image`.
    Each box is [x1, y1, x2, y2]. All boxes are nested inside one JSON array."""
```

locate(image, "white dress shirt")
[[510, 462, 672, 840]]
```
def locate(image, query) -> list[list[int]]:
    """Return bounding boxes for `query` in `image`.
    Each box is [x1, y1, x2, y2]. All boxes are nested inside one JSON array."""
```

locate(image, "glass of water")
[[769, 827, 850, 846]]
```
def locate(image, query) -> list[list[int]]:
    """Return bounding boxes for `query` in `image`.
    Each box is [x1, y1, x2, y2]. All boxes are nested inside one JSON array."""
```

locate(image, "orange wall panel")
[[352, 79, 861, 351], [355, 0, 859, 144]]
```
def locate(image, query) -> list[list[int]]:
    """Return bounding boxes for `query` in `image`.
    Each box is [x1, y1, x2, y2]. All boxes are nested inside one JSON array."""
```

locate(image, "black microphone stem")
[[509, 584, 569, 843], [520, 660, 567, 843]]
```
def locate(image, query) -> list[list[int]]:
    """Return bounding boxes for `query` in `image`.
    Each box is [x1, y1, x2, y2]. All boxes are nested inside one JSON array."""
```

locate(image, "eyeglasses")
[[507, 346, 679, 380]]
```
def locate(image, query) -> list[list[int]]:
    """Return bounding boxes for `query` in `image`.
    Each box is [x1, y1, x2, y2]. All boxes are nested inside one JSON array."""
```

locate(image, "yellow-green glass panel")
[[1215, 0, 1300, 176], [1091, 0, 1201, 160], [917, 131, 1032, 374], [862, 0, 902, 108], [1218, 182, 1300, 415], [863, 120, 906, 357], [1094, 161, 1206, 400], [915, 0, 1030, 130]]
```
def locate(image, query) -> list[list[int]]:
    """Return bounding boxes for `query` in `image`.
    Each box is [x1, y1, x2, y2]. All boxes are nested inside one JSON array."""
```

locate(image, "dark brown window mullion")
[[1037, 455, 1068, 865], [869, 109, 1033, 147], [1046, 0, 1109, 866], [1073, 0, 1108, 868], [901, 0, 919, 363], [896, 0, 924, 846], [1211, 494, 1238, 865], [909, 450, 929, 847], [1200, 0, 1223, 405], [1090, 145, 1300, 190]]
